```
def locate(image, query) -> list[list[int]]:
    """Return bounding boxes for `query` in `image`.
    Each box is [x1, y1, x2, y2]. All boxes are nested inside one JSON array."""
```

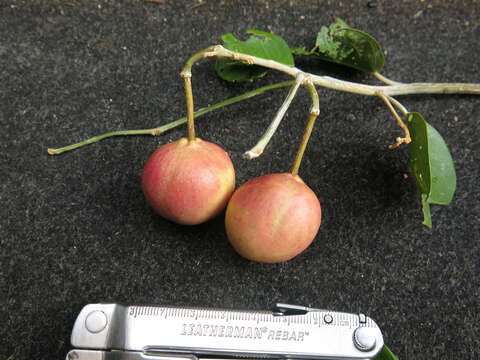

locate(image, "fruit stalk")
[[182, 75, 196, 141], [180, 46, 219, 142], [290, 81, 320, 176]]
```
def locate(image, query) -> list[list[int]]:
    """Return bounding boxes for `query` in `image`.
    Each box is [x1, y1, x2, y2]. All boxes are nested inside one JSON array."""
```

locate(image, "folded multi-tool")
[[66, 303, 386, 360]]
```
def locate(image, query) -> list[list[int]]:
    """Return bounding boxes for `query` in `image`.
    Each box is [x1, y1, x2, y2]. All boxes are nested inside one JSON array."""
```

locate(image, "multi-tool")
[[66, 303, 384, 360]]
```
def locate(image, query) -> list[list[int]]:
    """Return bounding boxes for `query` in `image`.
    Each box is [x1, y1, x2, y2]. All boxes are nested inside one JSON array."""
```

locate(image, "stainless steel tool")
[[66, 303, 384, 360]]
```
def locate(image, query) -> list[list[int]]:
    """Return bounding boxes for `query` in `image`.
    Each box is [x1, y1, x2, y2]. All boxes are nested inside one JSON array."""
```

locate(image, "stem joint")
[[180, 71, 192, 79]]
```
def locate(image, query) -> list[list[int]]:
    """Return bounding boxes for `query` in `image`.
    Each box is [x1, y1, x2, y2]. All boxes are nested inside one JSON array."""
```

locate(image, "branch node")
[[204, 46, 222, 57], [243, 56, 255, 65], [305, 80, 320, 115], [295, 72, 306, 83]]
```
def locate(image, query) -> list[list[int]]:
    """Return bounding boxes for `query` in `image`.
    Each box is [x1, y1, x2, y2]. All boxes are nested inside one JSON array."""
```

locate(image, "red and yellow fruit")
[[142, 137, 235, 225], [225, 173, 321, 263]]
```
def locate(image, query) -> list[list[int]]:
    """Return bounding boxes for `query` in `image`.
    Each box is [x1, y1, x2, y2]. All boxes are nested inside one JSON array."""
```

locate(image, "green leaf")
[[407, 112, 457, 227], [290, 46, 314, 56], [311, 18, 384, 72], [374, 345, 399, 360], [214, 59, 267, 82], [215, 30, 294, 82], [421, 194, 432, 228]]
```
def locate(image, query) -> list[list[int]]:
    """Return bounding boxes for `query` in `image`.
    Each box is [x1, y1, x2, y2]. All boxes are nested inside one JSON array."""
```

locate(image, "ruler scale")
[[67, 303, 383, 360]]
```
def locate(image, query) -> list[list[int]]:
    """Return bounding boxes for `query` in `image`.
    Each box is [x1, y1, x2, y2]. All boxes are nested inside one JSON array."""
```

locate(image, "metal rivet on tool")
[[353, 327, 376, 351], [323, 314, 333, 324], [85, 310, 108, 333]]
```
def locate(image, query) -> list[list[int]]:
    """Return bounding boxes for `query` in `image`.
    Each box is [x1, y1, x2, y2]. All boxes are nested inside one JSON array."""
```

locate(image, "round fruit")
[[225, 173, 321, 263], [142, 137, 235, 225]]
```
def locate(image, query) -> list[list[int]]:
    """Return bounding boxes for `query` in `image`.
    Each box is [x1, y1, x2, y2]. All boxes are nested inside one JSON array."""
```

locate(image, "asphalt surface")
[[1, 1, 479, 359]]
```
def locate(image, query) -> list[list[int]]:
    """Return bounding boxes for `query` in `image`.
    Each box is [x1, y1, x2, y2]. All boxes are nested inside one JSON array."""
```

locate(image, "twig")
[[192, 45, 480, 96], [243, 74, 304, 159], [377, 92, 411, 149], [50, 44, 480, 155], [176, 45, 479, 157], [47, 81, 294, 155], [387, 95, 409, 116], [371, 72, 403, 85]]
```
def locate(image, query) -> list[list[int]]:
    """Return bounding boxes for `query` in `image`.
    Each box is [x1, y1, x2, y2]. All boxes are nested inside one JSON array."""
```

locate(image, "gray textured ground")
[[1, 1, 479, 359]]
